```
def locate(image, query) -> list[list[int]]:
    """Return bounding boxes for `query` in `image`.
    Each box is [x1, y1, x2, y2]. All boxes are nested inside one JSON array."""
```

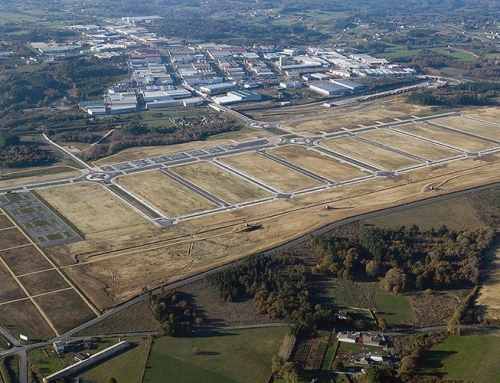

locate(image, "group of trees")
[[310, 225, 494, 294], [80, 118, 241, 161], [146, 289, 202, 337], [205, 252, 333, 329]]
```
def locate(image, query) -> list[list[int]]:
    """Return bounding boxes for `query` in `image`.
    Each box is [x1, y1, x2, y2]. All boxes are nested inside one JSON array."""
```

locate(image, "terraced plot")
[[397, 123, 496, 152], [359, 129, 462, 161], [319, 136, 421, 170], [220, 152, 323, 193], [117, 170, 217, 217], [37, 183, 150, 234], [171, 161, 272, 205], [272, 145, 369, 180], [432, 116, 500, 142]]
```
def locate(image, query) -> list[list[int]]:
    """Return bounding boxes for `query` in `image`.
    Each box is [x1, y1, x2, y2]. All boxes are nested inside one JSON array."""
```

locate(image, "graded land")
[[319, 136, 421, 170], [432, 116, 500, 142], [220, 152, 324, 192], [171, 161, 272, 204], [267, 146, 368, 182], [117, 170, 218, 217]]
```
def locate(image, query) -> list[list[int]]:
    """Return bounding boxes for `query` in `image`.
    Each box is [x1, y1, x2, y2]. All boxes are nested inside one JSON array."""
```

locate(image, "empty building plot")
[[37, 183, 150, 235], [431, 116, 500, 142], [0, 299, 56, 340], [117, 170, 217, 217], [34, 289, 97, 335], [0, 245, 53, 275], [220, 153, 323, 193], [0, 262, 26, 304], [170, 161, 272, 205], [19, 269, 71, 297], [267, 146, 368, 182], [397, 123, 496, 152], [0, 214, 14, 229], [0, 228, 30, 250], [319, 136, 422, 171], [359, 129, 463, 161]]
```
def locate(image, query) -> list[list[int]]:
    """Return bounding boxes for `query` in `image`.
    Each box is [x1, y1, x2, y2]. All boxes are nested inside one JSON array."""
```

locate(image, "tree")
[[378, 317, 387, 332], [366, 260, 383, 277], [332, 358, 344, 372], [363, 366, 392, 383], [107, 379, 118, 383]]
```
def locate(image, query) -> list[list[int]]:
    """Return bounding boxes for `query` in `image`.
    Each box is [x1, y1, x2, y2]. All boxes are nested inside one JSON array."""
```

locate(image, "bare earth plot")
[[0, 262, 26, 304], [0, 245, 53, 275], [19, 269, 71, 296], [267, 146, 368, 182], [397, 123, 496, 152], [220, 152, 323, 193], [37, 183, 150, 235], [171, 161, 272, 204], [34, 289, 96, 335], [462, 107, 500, 126], [319, 136, 421, 170], [117, 170, 217, 217], [0, 228, 30, 250], [359, 129, 462, 161], [432, 116, 500, 142], [0, 300, 55, 340]]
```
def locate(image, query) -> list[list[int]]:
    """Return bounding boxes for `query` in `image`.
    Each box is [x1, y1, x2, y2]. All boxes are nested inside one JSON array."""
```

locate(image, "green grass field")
[[143, 328, 287, 383], [372, 286, 415, 327], [420, 335, 500, 382]]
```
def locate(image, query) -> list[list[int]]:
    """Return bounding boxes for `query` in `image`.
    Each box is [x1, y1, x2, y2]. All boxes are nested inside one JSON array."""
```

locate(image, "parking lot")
[[1, 192, 83, 247]]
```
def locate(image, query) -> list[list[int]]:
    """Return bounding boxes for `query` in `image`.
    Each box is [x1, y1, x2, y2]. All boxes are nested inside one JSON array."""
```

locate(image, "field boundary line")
[[0, 206, 100, 318], [0, 297, 30, 306], [0, 227, 15, 232], [139, 336, 154, 383], [0, 244, 32, 253], [30, 287, 74, 299], [16, 268, 58, 278]]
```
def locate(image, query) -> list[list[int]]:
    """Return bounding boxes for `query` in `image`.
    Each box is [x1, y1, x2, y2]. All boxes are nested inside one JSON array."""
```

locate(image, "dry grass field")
[[477, 243, 500, 320], [359, 129, 462, 161], [0, 228, 30, 250], [18, 269, 70, 296], [0, 214, 14, 229], [0, 166, 81, 189], [267, 146, 368, 182], [171, 161, 272, 204], [319, 136, 422, 170], [462, 106, 500, 126], [37, 183, 150, 234], [397, 123, 496, 152], [432, 116, 500, 142], [34, 289, 96, 334], [278, 100, 434, 134], [0, 262, 26, 303], [0, 245, 53, 275], [0, 300, 55, 340], [117, 170, 217, 217], [220, 152, 323, 193], [94, 127, 271, 167]]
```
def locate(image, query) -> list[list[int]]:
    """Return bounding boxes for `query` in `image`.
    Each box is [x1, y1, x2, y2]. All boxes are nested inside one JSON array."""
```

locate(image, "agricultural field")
[[372, 287, 415, 327], [359, 129, 462, 161], [397, 123, 495, 152], [0, 228, 30, 250], [143, 328, 287, 383], [0, 214, 14, 229], [267, 146, 368, 182], [171, 161, 272, 204], [0, 300, 55, 340], [432, 116, 500, 142], [362, 194, 484, 231], [0, 262, 26, 304], [420, 335, 500, 383], [34, 289, 96, 335], [36, 183, 150, 234], [319, 136, 421, 170], [18, 269, 70, 296], [0, 245, 53, 275], [220, 152, 323, 193], [117, 170, 217, 217]]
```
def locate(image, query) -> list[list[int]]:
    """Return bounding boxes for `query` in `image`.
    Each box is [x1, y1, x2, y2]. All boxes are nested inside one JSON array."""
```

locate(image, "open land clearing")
[[117, 170, 217, 217], [0, 228, 30, 250], [171, 161, 272, 204], [463, 106, 500, 126], [319, 136, 421, 170], [37, 183, 150, 235], [421, 335, 500, 383], [0, 165, 82, 188], [267, 146, 368, 182], [358, 129, 462, 161], [0, 299, 55, 340], [0, 214, 14, 229], [18, 269, 70, 296], [93, 127, 272, 167], [0, 245, 53, 275], [0, 262, 26, 304], [397, 123, 495, 152], [433, 116, 500, 142], [220, 152, 324, 192], [42, 152, 500, 309], [143, 328, 287, 383], [476, 242, 500, 320]]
